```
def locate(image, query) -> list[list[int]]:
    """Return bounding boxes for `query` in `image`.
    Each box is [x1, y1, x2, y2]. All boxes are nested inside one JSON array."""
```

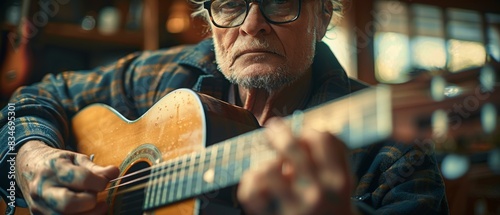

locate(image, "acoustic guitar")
[[2, 63, 499, 214]]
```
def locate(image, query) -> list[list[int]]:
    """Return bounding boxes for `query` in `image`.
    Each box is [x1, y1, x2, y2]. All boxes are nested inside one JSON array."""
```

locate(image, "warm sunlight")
[[448, 39, 486, 72], [375, 32, 410, 83]]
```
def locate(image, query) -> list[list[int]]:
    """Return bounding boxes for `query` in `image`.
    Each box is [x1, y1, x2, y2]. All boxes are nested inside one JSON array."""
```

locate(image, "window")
[[323, 26, 358, 78], [487, 13, 500, 61], [374, 1, 499, 83]]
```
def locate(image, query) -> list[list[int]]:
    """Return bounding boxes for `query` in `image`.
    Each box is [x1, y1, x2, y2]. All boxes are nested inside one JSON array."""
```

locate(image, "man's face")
[[211, 0, 329, 91]]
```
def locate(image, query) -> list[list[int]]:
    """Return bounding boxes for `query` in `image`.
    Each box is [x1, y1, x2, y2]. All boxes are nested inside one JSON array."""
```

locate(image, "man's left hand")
[[238, 118, 358, 215]]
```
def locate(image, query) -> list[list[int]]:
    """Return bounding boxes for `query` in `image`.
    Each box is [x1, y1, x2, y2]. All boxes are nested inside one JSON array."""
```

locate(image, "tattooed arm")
[[0, 41, 209, 213], [15, 141, 119, 214]]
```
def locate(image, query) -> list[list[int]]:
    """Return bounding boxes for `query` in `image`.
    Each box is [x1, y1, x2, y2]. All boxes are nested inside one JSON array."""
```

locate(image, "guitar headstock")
[[390, 61, 500, 152]]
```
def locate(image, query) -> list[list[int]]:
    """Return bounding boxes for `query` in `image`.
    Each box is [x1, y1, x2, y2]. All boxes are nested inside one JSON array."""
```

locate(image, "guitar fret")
[[217, 143, 227, 185], [144, 167, 154, 209], [144, 130, 280, 209], [152, 165, 161, 207], [213, 142, 229, 187], [250, 135, 264, 169], [349, 107, 363, 146], [232, 139, 239, 178], [302, 86, 392, 149], [185, 152, 197, 198], [235, 136, 246, 180], [205, 145, 218, 190], [164, 160, 178, 203], [194, 150, 206, 195], [176, 155, 188, 200], [222, 142, 234, 181], [242, 134, 253, 173], [159, 161, 168, 205], [167, 157, 180, 202]]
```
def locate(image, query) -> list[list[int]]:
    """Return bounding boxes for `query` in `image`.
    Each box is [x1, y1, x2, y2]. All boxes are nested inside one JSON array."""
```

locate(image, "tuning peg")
[[431, 76, 462, 101], [432, 109, 448, 141], [480, 65, 496, 92], [441, 153, 470, 180], [431, 76, 446, 102], [481, 103, 497, 134], [444, 85, 462, 98]]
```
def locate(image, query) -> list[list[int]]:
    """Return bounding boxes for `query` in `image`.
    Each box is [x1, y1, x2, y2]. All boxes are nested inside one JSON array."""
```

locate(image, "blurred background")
[[0, 0, 499, 214]]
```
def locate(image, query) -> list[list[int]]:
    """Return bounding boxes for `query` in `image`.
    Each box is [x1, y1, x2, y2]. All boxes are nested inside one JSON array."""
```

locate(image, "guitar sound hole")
[[113, 161, 151, 214]]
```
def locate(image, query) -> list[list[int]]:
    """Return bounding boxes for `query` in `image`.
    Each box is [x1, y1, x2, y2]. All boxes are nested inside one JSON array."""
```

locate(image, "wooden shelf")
[[41, 23, 144, 50], [0, 23, 17, 32]]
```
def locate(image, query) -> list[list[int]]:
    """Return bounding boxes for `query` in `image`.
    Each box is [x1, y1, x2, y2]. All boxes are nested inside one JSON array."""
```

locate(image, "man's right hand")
[[15, 140, 120, 214]]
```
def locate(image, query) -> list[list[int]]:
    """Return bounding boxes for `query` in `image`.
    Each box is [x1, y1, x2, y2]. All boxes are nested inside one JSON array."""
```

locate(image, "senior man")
[[0, 0, 448, 214]]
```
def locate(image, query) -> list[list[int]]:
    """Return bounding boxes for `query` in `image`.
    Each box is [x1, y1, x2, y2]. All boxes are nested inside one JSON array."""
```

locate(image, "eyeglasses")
[[204, 0, 302, 28]]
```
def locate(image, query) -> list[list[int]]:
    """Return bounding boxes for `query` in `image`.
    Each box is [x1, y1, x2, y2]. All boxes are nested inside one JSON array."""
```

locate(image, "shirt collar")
[[176, 39, 222, 78]]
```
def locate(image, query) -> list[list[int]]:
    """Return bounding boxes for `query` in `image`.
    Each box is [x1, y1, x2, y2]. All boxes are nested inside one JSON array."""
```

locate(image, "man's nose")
[[239, 4, 272, 36]]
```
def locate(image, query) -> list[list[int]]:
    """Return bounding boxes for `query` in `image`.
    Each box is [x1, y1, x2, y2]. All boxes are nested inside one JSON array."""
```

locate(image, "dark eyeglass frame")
[[203, 0, 302, 28]]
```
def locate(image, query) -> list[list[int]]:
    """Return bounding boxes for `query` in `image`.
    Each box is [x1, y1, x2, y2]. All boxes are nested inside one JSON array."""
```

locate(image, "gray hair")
[[189, 0, 344, 26]]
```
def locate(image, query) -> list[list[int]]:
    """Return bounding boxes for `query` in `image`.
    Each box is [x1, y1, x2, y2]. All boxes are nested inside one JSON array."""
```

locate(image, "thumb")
[[76, 155, 120, 181], [94, 165, 120, 181]]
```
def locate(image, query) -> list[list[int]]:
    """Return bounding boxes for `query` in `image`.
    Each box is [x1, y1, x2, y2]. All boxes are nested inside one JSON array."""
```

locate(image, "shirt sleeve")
[[0, 51, 146, 207], [351, 141, 449, 214]]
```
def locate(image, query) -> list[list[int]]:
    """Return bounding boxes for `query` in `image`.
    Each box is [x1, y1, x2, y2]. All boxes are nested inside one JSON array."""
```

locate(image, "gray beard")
[[213, 38, 316, 92], [221, 64, 300, 92]]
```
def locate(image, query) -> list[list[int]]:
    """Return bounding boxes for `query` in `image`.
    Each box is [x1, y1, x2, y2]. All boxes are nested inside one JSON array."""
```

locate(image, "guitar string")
[[116, 159, 277, 213], [103, 146, 277, 212], [106, 106, 311, 187], [105, 129, 270, 190], [100, 143, 275, 201], [107, 128, 266, 185], [101, 107, 329, 199], [102, 102, 361, 205], [113, 133, 246, 214], [115, 193, 145, 214], [101, 106, 310, 212], [96, 141, 275, 201], [96, 102, 335, 209], [113, 148, 275, 212], [105, 94, 353, 189], [105, 143, 250, 191], [98, 93, 369, 211]]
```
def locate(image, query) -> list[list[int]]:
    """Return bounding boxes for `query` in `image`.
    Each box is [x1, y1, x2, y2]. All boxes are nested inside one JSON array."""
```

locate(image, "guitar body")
[[4, 89, 259, 214], [73, 89, 259, 214]]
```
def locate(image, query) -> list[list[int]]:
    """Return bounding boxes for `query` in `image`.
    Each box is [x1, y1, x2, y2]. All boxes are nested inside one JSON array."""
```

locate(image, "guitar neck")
[[142, 86, 393, 210]]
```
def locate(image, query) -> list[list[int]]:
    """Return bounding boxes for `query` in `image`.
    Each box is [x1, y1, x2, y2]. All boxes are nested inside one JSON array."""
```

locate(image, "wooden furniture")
[[0, 0, 208, 106], [19, 0, 208, 51]]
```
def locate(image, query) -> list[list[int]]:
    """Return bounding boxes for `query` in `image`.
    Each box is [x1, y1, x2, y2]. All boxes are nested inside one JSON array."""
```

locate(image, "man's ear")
[[316, 0, 334, 41]]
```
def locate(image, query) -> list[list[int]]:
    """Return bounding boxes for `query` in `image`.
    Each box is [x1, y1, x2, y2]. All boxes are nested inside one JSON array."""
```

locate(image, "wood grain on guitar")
[[2, 63, 499, 214]]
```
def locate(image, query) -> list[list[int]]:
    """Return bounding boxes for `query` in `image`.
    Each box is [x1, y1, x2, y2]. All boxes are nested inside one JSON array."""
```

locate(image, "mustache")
[[232, 39, 283, 59]]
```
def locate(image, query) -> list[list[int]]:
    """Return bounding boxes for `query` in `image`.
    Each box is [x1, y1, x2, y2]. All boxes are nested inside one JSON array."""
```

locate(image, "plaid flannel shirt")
[[0, 38, 448, 214]]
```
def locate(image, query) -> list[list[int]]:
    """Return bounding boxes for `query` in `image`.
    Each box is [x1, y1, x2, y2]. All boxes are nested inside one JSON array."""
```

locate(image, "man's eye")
[[218, 0, 245, 10], [270, 0, 291, 5]]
